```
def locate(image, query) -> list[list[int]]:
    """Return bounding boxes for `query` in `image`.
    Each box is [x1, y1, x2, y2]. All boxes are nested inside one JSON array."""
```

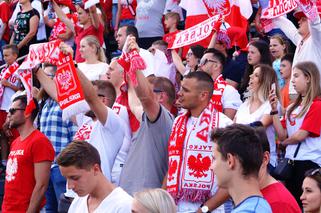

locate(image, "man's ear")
[[226, 153, 236, 170]]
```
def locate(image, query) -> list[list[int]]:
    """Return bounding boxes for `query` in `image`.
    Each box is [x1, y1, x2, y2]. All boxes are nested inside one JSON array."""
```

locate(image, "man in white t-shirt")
[[199, 48, 242, 120], [57, 141, 133, 213], [73, 76, 125, 181]]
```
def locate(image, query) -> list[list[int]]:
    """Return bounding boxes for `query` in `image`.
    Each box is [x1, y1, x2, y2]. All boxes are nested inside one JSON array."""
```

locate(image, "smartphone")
[[271, 83, 276, 93]]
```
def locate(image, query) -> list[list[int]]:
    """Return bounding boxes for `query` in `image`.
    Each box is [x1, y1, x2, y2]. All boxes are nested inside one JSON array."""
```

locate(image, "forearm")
[[0, 24, 6, 40], [273, 16, 300, 45], [53, 1, 74, 33], [208, 31, 217, 48], [57, 30, 73, 40], [17, 31, 37, 49], [76, 69, 98, 103], [283, 129, 308, 145], [36, 68, 58, 101], [272, 114, 287, 140], [6, 84, 20, 92], [89, 7, 100, 29], [171, 50, 186, 75], [26, 183, 48, 213]]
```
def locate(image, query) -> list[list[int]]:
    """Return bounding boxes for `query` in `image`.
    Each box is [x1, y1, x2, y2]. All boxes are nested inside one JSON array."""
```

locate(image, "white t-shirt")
[[221, 85, 242, 110], [68, 187, 133, 213], [0, 73, 21, 111], [76, 107, 125, 180], [235, 100, 277, 166], [139, 48, 155, 77], [111, 103, 132, 186], [78, 62, 109, 81], [177, 112, 232, 213]]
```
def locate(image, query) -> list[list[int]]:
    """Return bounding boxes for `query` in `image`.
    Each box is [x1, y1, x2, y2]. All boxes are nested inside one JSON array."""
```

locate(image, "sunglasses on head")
[[309, 168, 321, 176], [9, 108, 25, 114]]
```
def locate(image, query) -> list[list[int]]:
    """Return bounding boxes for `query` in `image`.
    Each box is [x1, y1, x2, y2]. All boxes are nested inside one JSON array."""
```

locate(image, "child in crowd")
[[280, 54, 294, 109], [0, 44, 21, 170], [163, 12, 181, 53]]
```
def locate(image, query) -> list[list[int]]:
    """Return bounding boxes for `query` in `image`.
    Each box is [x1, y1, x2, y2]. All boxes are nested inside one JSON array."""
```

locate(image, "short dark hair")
[[57, 140, 101, 170], [124, 25, 139, 40], [211, 124, 263, 177], [254, 127, 270, 153], [152, 77, 176, 105], [92, 80, 116, 107], [152, 40, 168, 48], [184, 71, 214, 100], [190, 45, 206, 59], [2, 44, 19, 56], [281, 53, 294, 64], [12, 95, 39, 121], [204, 48, 226, 65]]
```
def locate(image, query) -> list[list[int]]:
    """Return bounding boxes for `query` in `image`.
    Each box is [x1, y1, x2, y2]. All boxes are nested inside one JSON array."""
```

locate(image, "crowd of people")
[[0, 0, 321, 212]]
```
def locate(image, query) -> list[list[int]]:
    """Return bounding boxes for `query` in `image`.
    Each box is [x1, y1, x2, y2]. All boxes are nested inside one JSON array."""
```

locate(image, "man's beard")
[[85, 110, 96, 119]]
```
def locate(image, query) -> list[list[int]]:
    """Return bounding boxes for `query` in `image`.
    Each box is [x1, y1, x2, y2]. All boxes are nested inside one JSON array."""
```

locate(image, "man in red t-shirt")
[[2, 94, 55, 213], [255, 127, 301, 213]]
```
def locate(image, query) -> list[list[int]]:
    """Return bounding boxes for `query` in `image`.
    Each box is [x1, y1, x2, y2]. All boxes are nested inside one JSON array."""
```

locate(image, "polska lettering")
[[170, 15, 220, 49], [262, 0, 297, 19], [59, 92, 81, 107]]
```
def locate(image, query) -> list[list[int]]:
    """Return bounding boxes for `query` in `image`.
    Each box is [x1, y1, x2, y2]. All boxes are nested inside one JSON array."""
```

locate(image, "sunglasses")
[[309, 168, 321, 176], [9, 108, 25, 114], [153, 89, 164, 93], [199, 58, 218, 66]]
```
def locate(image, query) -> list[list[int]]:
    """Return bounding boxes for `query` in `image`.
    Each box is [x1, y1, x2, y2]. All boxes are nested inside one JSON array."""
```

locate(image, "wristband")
[[270, 110, 278, 115]]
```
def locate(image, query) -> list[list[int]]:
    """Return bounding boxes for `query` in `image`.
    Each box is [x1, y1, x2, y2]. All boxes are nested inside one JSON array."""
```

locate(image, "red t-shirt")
[[261, 182, 301, 213], [49, 13, 77, 41], [0, 1, 12, 42], [74, 23, 104, 63], [300, 97, 321, 137], [120, 0, 137, 20], [163, 30, 180, 47], [2, 130, 55, 212]]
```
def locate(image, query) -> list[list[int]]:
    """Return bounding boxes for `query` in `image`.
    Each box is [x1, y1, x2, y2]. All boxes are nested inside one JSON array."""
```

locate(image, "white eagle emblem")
[[203, 0, 229, 15], [57, 70, 72, 91], [6, 158, 18, 182]]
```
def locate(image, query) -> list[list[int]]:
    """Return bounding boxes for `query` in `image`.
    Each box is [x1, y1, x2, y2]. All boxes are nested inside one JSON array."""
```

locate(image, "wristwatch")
[[200, 204, 210, 213]]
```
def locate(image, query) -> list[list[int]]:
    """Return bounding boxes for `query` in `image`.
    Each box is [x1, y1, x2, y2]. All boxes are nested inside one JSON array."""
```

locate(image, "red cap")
[[55, 0, 76, 12]]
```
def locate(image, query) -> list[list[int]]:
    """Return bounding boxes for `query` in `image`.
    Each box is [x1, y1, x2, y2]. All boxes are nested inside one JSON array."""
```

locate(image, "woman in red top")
[[52, 0, 104, 62]]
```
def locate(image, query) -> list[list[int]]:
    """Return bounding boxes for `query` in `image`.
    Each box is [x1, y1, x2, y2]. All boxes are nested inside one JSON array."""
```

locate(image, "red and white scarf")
[[18, 40, 89, 119], [211, 74, 227, 113], [167, 101, 219, 203], [202, 0, 231, 17], [0, 62, 19, 103], [168, 15, 220, 49]]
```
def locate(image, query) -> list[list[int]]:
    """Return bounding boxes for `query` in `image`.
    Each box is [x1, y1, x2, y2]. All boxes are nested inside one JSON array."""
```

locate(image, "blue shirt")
[[39, 98, 77, 157], [232, 196, 272, 213]]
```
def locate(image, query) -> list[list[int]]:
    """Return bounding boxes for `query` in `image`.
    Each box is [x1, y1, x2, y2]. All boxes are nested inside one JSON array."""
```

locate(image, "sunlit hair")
[[304, 168, 321, 192], [133, 189, 176, 213], [287, 62, 321, 120], [82, 35, 106, 63], [250, 64, 280, 104], [270, 34, 288, 57]]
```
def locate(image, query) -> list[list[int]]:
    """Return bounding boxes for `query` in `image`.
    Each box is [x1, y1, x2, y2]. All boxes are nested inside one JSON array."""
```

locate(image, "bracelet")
[[270, 110, 278, 115]]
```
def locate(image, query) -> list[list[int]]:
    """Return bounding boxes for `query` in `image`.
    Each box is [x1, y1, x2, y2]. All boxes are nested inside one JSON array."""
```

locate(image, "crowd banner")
[[295, 0, 320, 22], [202, 0, 231, 17], [261, 0, 297, 19], [18, 40, 89, 120], [168, 15, 220, 49], [83, 0, 99, 9], [17, 69, 35, 116]]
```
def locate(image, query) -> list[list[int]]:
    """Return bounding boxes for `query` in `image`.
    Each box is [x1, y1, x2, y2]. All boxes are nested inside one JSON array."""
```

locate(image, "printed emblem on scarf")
[[57, 69, 73, 90], [56, 63, 77, 96], [187, 153, 211, 178], [6, 158, 18, 182], [168, 159, 178, 181], [203, 0, 231, 16]]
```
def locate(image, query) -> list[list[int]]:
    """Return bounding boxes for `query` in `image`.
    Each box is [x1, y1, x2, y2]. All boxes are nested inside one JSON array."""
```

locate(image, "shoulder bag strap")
[[293, 142, 301, 158]]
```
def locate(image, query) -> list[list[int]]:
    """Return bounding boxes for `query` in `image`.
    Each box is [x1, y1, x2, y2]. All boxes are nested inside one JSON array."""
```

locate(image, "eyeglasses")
[[9, 108, 25, 114], [199, 58, 219, 66], [186, 52, 194, 57]]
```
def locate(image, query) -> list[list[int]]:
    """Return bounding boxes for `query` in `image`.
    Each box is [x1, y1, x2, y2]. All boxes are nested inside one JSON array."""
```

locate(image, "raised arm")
[[171, 49, 186, 76], [273, 16, 301, 45], [35, 67, 58, 101], [88, 5, 100, 30], [269, 89, 287, 140], [52, 0, 75, 33]]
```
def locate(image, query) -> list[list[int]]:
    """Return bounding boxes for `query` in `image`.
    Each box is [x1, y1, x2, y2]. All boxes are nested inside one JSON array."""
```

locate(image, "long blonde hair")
[[287, 62, 321, 120], [250, 64, 280, 104], [82, 35, 106, 63], [133, 189, 176, 213]]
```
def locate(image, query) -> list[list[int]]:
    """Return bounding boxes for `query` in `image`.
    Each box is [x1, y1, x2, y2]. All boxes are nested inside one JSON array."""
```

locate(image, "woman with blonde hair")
[[269, 61, 321, 206], [132, 188, 176, 213], [77, 35, 108, 81], [235, 64, 280, 170]]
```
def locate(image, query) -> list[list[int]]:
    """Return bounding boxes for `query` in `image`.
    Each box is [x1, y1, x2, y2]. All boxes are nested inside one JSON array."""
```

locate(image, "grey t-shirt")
[[135, 0, 165, 38], [119, 105, 174, 195]]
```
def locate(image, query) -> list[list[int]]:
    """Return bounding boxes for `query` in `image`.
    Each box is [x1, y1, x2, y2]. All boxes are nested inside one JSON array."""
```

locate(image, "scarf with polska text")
[[18, 40, 89, 119], [211, 74, 226, 113], [0, 62, 19, 104], [167, 100, 219, 203]]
